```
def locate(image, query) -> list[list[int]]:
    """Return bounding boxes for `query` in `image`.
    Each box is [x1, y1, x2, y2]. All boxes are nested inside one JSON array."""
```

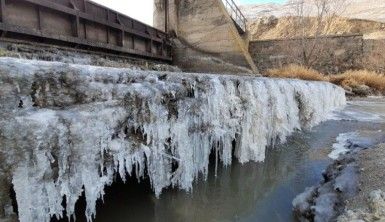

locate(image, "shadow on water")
[[53, 119, 385, 222]]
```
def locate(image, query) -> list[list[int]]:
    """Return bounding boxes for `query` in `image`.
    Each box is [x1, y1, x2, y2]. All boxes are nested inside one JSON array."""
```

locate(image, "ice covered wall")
[[0, 58, 346, 222]]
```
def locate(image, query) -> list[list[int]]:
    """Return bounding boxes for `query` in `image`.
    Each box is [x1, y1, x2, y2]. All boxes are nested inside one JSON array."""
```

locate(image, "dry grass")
[[266, 64, 327, 81], [249, 16, 385, 41], [266, 65, 385, 94], [329, 70, 385, 93]]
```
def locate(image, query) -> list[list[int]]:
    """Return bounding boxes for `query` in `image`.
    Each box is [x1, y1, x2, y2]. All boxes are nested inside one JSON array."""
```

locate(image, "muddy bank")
[[293, 130, 385, 222], [337, 143, 385, 221]]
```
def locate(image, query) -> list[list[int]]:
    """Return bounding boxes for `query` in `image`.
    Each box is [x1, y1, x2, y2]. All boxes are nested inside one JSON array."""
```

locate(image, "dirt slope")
[[240, 0, 385, 40], [248, 16, 385, 40], [240, 0, 385, 23]]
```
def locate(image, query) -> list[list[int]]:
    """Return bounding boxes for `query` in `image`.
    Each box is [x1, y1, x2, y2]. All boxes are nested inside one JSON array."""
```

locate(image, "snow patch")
[[329, 132, 358, 159]]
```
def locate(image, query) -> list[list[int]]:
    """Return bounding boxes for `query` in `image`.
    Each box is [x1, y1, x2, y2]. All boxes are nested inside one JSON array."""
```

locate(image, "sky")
[[91, 0, 285, 26]]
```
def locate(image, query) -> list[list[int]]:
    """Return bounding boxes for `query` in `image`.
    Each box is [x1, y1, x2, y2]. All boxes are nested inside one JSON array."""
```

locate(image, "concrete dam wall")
[[0, 58, 345, 221], [153, 0, 258, 73]]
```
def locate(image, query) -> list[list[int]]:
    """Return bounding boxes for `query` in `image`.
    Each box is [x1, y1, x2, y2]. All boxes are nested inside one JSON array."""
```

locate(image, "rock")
[[352, 85, 372, 96], [369, 190, 385, 218], [337, 190, 385, 221], [292, 158, 359, 222], [292, 131, 384, 222], [342, 85, 356, 97], [293, 186, 317, 218], [260, 16, 278, 26], [337, 210, 367, 222]]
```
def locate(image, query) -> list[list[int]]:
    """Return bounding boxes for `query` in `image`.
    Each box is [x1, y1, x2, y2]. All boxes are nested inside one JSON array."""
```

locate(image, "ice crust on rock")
[[329, 132, 358, 159], [329, 131, 385, 159], [0, 58, 346, 222]]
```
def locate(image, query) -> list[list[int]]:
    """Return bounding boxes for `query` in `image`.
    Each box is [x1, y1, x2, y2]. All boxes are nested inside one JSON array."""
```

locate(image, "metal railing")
[[222, 0, 247, 33]]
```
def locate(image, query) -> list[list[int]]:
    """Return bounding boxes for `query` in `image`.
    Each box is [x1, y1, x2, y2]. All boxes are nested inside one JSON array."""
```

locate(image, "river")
[[60, 97, 385, 222]]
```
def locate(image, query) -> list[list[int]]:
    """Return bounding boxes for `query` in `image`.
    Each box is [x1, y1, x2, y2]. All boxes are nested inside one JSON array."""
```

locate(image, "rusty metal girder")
[[0, 0, 172, 61]]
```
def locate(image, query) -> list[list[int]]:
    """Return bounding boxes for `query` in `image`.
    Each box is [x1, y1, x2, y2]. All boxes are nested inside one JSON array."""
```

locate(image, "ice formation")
[[0, 58, 346, 222], [329, 132, 358, 159], [329, 131, 385, 159]]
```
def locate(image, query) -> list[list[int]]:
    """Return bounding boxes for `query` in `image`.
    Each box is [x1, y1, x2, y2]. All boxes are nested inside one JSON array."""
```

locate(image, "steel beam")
[[0, 0, 172, 61]]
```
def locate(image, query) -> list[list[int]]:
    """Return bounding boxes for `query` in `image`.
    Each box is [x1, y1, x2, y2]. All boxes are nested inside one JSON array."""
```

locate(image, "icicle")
[[0, 58, 346, 222]]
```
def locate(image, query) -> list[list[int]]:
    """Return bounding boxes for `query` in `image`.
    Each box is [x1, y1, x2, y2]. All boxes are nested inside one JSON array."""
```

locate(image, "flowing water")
[[85, 98, 385, 222]]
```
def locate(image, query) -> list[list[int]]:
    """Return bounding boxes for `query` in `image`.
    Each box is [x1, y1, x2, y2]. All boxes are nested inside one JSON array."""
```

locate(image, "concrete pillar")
[[154, 0, 179, 34], [154, 0, 258, 74]]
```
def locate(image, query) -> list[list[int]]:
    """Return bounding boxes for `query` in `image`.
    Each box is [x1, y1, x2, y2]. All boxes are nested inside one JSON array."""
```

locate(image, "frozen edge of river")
[[0, 57, 346, 222], [293, 130, 385, 222]]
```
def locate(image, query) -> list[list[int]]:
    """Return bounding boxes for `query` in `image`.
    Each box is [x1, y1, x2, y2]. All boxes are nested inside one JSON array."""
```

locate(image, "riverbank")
[[337, 143, 385, 221], [293, 101, 385, 222], [266, 64, 385, 97]]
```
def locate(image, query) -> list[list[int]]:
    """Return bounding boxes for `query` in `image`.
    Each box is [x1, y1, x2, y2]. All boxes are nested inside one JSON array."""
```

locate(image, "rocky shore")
[[293, 130, 385, 222], [337, 143, 385, 221]]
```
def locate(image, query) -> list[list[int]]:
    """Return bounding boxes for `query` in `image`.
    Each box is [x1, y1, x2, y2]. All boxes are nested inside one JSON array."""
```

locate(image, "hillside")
[[240, 0, 385, 23], [248, 16, 385, 40], [240, 0, 385, 40]]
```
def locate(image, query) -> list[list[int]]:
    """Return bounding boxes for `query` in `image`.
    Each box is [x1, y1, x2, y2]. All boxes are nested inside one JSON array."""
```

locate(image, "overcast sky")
[[91, 0, 285, 25]]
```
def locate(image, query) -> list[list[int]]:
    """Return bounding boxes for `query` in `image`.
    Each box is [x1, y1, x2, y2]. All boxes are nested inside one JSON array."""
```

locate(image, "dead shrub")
[[329, 70, 385, 93], [267, 64, 385, 95], [266, 64, 327, 81]]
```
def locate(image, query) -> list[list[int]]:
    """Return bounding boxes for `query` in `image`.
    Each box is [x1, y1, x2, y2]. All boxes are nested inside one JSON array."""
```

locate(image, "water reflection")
[[57, 99, 385, 222], [92, 133, 309, 222]]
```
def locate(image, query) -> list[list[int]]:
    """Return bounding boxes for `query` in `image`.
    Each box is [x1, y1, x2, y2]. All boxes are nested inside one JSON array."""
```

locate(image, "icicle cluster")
[[0, 58, 346, 222]]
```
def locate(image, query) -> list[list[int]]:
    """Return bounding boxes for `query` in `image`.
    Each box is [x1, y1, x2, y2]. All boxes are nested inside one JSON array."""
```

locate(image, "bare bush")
[[330, 70, 385, 93], [267, 64, 385, 94], [362, 39, 385, 74], [285, 0, 349, 67], [266, 64, 326, 81]]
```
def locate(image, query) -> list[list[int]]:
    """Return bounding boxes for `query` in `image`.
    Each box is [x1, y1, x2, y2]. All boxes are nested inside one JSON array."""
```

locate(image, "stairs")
[[222, 0, 247, 34]]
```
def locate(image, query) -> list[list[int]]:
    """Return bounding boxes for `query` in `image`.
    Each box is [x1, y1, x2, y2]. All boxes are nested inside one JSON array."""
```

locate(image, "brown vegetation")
[[249, 16, 385, 41], [267, 64, 326, 81], [330, 70, 385, 93], [266, 64, 385, 95]]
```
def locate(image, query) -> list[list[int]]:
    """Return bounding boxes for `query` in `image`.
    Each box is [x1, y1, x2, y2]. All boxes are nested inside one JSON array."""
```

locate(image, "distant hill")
[[240, 0, 385, 40], [240, 0, 385, 23]]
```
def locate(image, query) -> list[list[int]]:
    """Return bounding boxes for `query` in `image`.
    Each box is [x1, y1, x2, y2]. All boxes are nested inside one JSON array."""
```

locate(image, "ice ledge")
[[0, 58, 346, 222]]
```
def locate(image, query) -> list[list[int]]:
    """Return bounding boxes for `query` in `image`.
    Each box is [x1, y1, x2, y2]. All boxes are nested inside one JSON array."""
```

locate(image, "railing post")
[[84, 0, 88, 39], [37, 5, 42, 30], [0, 0, 5, 23], [69, 1, 79, 37], [116, 15, 125, 47], [164, 0, 168, 33], [222, 0, 247, 33], [106, 9, 110, 44]]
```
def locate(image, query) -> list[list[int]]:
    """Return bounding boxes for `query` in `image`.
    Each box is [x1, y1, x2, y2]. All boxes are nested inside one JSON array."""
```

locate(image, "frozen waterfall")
[[0, 58, 346, 222]]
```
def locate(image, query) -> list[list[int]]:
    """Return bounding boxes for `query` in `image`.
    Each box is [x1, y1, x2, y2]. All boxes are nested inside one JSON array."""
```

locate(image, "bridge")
[[0, 0, 172, 61], [0, 0, 257, 73]]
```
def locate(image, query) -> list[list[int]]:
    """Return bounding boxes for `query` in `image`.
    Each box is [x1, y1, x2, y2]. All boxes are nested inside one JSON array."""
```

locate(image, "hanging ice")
[[0, 58, 346, 222]]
